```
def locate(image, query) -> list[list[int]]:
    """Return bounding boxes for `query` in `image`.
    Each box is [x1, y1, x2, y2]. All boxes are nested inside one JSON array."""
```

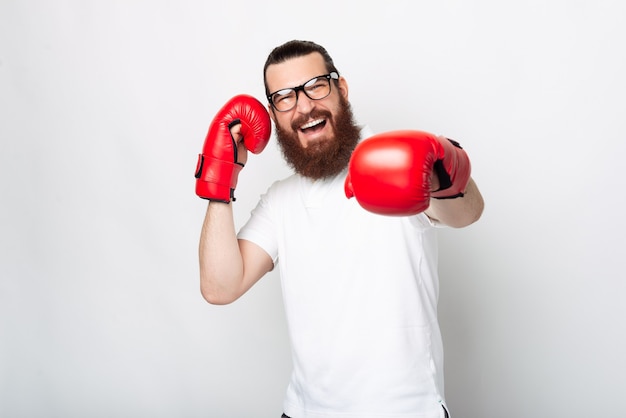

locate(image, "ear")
[[337, 76, 349, 100]]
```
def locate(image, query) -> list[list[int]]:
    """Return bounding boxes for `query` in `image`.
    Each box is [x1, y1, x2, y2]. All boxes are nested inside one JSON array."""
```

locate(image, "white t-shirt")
[[238, 127, 448, 418]]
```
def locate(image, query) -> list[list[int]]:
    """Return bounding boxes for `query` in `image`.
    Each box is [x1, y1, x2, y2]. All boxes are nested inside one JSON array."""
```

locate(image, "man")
[[195, 40, 484, 418]]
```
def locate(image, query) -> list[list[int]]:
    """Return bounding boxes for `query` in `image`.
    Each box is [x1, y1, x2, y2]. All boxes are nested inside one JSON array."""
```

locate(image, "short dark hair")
[[263, 40, 339, 96]]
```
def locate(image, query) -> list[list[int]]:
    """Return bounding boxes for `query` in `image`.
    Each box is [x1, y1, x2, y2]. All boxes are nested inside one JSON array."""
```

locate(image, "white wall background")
[[1, 1, 625, 417]]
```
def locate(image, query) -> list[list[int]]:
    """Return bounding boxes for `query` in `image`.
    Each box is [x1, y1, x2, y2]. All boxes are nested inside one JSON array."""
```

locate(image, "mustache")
[[290, 109, 333, 131]]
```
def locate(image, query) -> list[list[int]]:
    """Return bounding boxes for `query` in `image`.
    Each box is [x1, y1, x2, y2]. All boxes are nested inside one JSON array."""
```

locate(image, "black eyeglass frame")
[[267, 71, 340, 112]]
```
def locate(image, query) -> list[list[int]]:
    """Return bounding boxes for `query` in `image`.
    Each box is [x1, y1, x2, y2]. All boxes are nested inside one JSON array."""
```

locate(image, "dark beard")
[[274, 96, 361, 180]]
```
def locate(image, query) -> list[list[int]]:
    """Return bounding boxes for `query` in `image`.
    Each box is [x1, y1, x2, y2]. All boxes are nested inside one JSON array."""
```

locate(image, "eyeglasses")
[[267, 72, 339, 112]]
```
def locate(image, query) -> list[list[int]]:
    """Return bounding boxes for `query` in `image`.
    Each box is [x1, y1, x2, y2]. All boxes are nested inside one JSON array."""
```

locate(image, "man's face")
[[265, 53, 361, 179]]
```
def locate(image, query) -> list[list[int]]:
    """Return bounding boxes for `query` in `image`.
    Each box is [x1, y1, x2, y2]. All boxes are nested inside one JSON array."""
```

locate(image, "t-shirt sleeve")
[[237, 191, 279, 265]]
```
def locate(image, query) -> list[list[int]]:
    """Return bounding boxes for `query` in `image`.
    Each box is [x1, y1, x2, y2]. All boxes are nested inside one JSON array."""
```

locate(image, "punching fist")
[[195, 95, 271, 202], [344, 130, 471, 216]]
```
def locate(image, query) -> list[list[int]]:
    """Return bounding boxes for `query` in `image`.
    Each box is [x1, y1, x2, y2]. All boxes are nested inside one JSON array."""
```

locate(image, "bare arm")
[[198, 201, 273, 305], [425, 177, 484, 228], [195, 96, 274, 304]]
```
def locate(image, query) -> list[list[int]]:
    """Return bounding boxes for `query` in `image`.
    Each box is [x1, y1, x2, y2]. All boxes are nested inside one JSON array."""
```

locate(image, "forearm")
[[426, 178, 484, 228], [198, 201, 245, 304]]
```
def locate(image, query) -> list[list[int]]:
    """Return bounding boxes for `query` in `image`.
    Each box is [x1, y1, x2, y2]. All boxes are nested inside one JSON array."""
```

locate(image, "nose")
[[294, 89, 314, 114]]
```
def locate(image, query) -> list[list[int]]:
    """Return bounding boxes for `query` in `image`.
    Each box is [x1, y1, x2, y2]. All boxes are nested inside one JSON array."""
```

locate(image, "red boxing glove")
[[195, 95, 271, 202], [344, 130, 471, 216]]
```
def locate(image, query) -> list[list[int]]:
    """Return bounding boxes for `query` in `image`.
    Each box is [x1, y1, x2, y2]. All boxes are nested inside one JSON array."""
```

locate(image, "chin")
[[304, 129, 335, 145], [305, 137, 334, 154]]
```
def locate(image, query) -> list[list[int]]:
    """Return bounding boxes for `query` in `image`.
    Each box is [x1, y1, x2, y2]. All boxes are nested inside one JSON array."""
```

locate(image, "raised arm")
[[194, 95, 273, 304]]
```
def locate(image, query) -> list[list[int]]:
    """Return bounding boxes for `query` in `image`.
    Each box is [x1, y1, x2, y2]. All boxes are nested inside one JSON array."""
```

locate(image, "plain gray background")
[[1, 0, 625, 417]]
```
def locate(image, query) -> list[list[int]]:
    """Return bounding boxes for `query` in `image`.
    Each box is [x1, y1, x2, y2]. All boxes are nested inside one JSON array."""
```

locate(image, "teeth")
[[300, 119, 324, 130]]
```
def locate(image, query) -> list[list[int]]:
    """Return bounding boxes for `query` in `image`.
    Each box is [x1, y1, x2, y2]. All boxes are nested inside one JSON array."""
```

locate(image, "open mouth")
[[299, 118, 326, 134]]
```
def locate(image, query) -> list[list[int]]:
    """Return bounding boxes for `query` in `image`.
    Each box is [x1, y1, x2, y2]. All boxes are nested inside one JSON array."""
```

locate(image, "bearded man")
[[196, 40, 484, 418]]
